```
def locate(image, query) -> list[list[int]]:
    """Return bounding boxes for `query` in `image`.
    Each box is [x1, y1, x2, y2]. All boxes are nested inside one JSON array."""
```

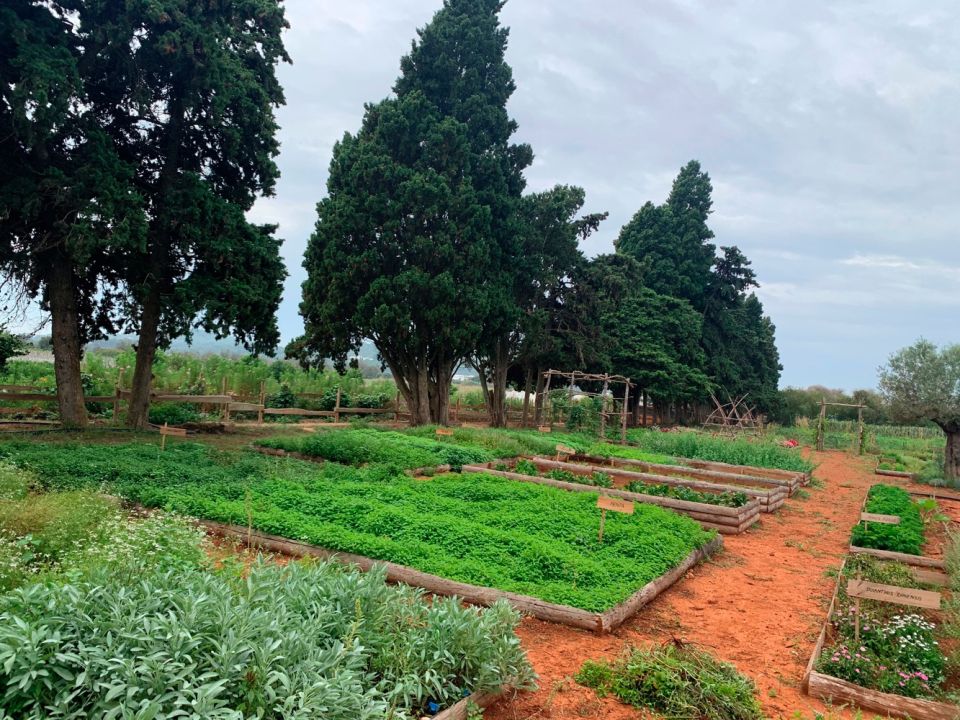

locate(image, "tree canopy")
[[879, 339, 960, 481], [296, 0, 531, 425]]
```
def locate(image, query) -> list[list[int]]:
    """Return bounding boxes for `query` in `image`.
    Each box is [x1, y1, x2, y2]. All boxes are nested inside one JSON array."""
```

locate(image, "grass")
[[576, 642, 763, 720], [850, 484, 925, 555], [256, 428, 493, 469], [1, 440, 715, 613], [625, 429, 814, 473]]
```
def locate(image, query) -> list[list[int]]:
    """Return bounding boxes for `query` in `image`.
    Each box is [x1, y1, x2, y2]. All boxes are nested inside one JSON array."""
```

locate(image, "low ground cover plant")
[[509, 458, 749, 507], [625, 429, 813, 473], [0, 560, 534, 718], [576, 641, 763, 720], [256, 429, 492, 469], [1, 441, 715, 612], [818, 555, 947, 699], [850, 484, 925, 555], [399, 425, 594, 460], [625, 481, 749, 508]]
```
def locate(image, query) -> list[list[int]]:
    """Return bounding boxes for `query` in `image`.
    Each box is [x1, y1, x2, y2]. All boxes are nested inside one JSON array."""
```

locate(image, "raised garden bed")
[[803, 555, 959, 720], [464, 461, 761, 534], [200, 518, 723, 633], [559, 454, 789, 512]]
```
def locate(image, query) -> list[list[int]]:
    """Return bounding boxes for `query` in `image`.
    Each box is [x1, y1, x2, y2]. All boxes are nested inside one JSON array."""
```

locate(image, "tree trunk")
[[945, 428, 960, 485], [47, 258, 87, 429], [126, 288, 161, 429]]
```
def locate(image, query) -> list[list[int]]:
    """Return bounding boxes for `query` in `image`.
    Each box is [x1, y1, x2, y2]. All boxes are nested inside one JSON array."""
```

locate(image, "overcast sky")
[[249, 0, 960, 391]]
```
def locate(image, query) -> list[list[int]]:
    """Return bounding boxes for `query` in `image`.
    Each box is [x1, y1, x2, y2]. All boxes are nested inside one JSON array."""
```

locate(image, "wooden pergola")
[[815, 398, 867, 454], [702, 393, 763, 436], [540, 370, 634, 442]]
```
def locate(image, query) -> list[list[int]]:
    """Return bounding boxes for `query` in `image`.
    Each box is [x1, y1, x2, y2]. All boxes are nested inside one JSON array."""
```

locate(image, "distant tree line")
[[292, 0, 782, 427]]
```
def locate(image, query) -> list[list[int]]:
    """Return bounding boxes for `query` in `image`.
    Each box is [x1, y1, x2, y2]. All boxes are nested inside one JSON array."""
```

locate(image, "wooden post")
[[221, 377, 230, 422], [621, 379, 630, 444], [334, 387, 342, 423], [816, 397, 826, 451], [113, 367, 125, 425], [257, 381, 265, 425], [599, 376, 609, 439], [161, 422, 168, 451], [642, 392, 647, 427], [857, 405, 865, 456], [455, 395, 461, 424], [542, 371, 553, 429], [598, 508, 607, 543], [395, 391, 401, 421]]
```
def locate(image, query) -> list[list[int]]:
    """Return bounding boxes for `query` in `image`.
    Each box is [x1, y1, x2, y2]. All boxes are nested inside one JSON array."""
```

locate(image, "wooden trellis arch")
[[540, 370, 634, 442]]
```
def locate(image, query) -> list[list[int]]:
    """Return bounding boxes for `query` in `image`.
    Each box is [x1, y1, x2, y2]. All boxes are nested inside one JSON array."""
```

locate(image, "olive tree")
[[879, 339, 960, 482]]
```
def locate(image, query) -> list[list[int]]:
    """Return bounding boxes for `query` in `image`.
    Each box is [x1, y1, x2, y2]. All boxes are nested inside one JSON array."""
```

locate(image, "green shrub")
[[0, 561, 534, 718], [148, 402, 201, 425], [850, 485, 925, 555], [0, 461, 33, 500], [258, 429, 492, 470], [576, 642, 762, 720]]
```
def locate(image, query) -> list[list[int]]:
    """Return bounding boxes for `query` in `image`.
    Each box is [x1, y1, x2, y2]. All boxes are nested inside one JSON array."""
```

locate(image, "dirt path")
[[487, 450, 879, 720]]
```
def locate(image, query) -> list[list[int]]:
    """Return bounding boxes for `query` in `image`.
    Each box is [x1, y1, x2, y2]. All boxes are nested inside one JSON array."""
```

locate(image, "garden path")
[[486, 449, 878, 720]]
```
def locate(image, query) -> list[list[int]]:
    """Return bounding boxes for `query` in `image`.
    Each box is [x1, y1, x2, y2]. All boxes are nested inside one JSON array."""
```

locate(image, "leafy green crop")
[[851, 484, 925, 555], [0, 561, 534, 718], [257, 429, 492, 470], [625, 429, 813, 472], [626, 481, 749, 508], [576, 642, 763, 720], [2, 441, 714, 612]]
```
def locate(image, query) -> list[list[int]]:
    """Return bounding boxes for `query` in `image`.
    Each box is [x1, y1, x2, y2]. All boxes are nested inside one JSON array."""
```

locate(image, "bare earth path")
[[486, 450, 878, 720]]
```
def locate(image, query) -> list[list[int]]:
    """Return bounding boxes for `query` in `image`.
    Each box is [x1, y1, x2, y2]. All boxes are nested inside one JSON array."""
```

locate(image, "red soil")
[[486, 450, 880, 720]]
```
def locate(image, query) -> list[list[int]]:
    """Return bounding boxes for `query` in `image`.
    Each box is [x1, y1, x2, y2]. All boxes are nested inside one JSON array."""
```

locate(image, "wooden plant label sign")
[[555, 444, 576, 457], [860, 512, 900, 525], [847, 579, 941, 610], [537, 425, 551, 433], [435, 428, 454, 437], [160, 424, 188, 438], [597, 496, 635, 515]]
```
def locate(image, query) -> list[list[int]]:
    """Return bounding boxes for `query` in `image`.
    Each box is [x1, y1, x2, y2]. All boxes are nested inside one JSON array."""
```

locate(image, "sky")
[[249, 0, 960, 392]]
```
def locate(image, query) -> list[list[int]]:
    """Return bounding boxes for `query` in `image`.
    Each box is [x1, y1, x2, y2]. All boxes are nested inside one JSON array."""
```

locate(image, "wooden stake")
[[858, 405, 865, 455], [257, 380, 265, 424], [221, 377, 229, 422], [621, 379, 630, 444], [334, 388, 342, 423], [854, 569, 862, 643], [816, 397, 826, 451], [161, 422, 168, 451], [598, 508, 607, 543]]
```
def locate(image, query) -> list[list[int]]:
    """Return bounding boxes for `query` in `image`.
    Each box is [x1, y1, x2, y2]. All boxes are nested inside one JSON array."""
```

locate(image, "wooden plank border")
[[849, 545, 946, 569], [537, 456, 788, 513], [198, 519, 721, 633], [463, 464, 760, 535], [432, 687, 511, 720]]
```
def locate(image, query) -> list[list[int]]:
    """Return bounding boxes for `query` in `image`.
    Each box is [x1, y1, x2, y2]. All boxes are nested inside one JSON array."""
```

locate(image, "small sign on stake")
[[159, 422, 187, 450], [860, 512, 900, 526], [537, 425, 551, 433], [435, 428, 454, 438], [597, 495, 634, 543], [555, 443, 576, 461], [847, 579, 941, 610]]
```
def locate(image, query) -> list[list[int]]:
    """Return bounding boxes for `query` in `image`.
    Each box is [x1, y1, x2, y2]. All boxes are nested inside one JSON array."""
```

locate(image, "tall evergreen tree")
[[470, 185, 604, 426], [0, 1, 145, 427], [90, 0, 291, 428], [295, 0, 531, 425]]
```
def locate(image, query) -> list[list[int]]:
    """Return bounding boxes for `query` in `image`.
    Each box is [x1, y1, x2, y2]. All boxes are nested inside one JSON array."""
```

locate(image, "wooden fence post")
[[455, 395, 461, 424], [113, 367, 125, 425], [857, 405, 865, 456], [258, 381, 266, 425], [221, 377, 230, 422], [816, 397, 826, 452], [334, 388, 342, 423], [621, 380, 630, 444]]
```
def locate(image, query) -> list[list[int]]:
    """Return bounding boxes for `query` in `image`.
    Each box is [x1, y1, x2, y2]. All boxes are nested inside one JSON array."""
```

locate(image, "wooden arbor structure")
[[702, 394, 763, 436], [815, 398, 867, 454], [540, 370, 634, 442]]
